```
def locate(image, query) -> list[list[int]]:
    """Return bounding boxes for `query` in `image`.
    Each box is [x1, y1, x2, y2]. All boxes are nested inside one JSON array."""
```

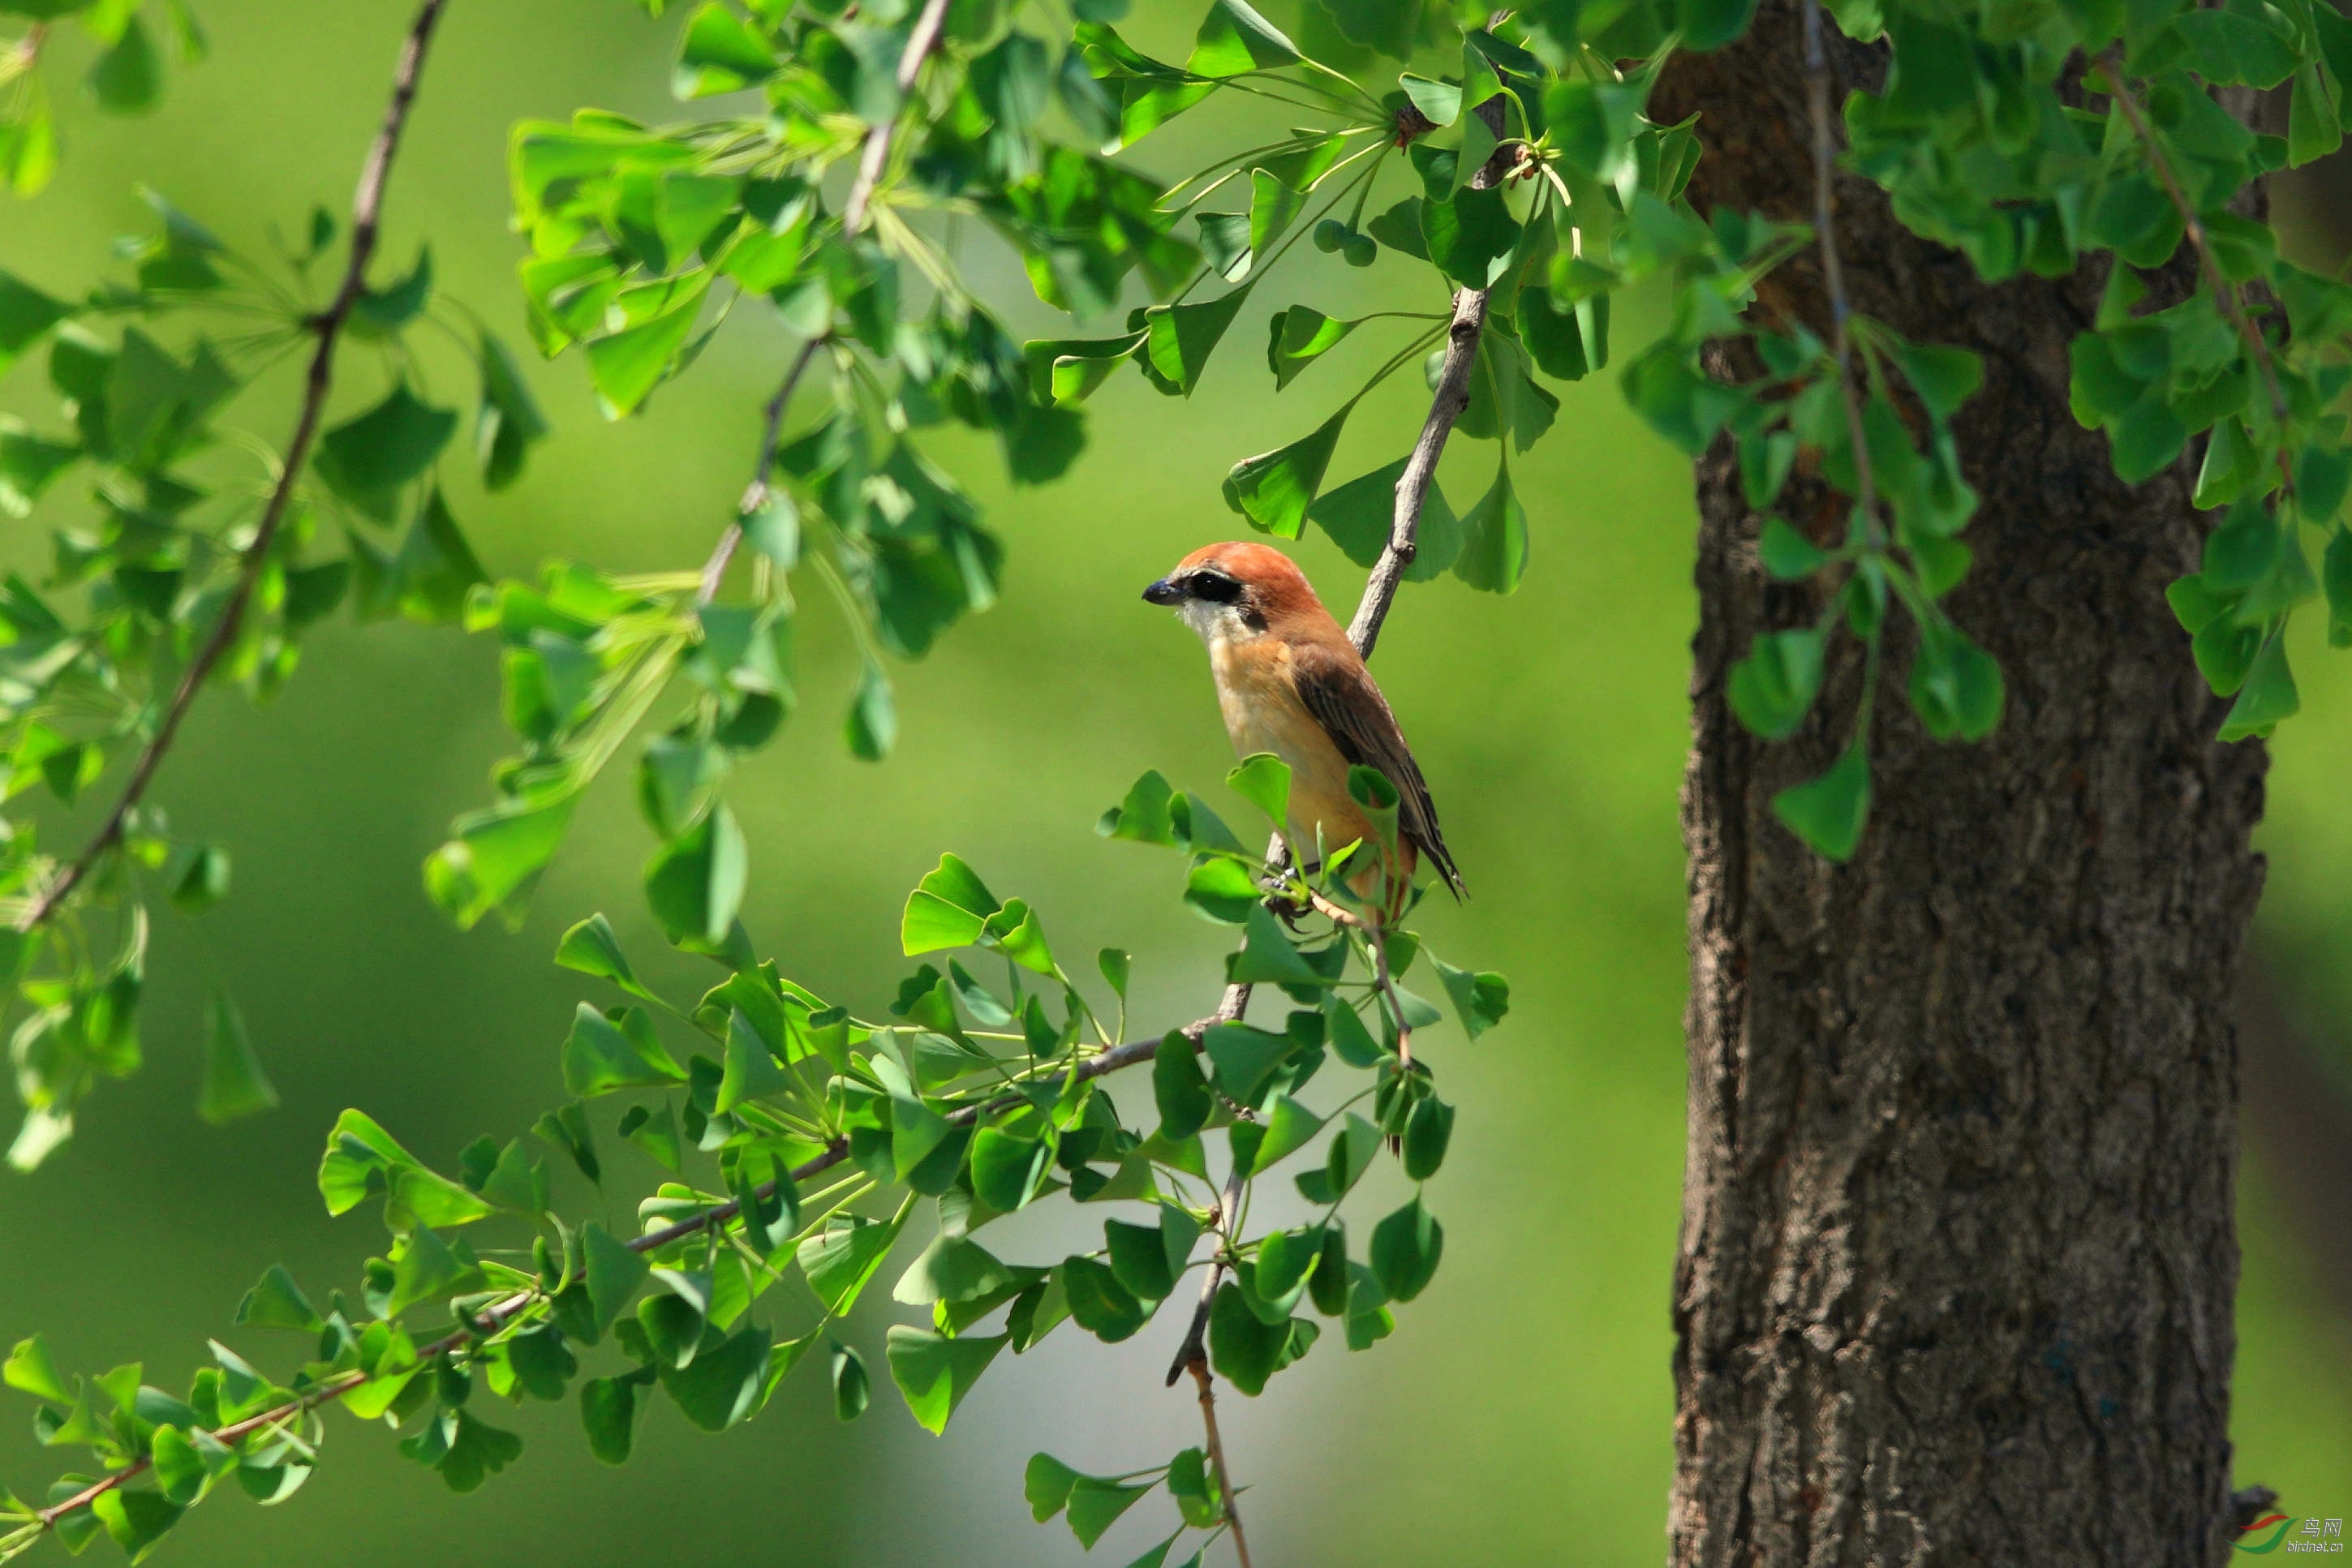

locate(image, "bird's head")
[[1142, 542, 1326, 645]]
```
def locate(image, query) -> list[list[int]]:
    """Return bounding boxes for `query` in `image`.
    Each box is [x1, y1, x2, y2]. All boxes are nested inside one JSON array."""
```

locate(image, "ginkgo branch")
[[1136, 114, 1506, 1540], [29, 46, 1491, 1542], [14, 0, 452, 935], [2100, 50, 2294, 488], [1354, 92, 1509, 656], [692, 0, 952, 612], [699, 333, 828, 607], [1152, 1120, 1254, 1560]]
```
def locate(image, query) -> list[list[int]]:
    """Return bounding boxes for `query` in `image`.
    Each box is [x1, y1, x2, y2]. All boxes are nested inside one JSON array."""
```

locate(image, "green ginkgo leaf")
[[1143, 283, 1256, 396], [1266, 307, 1357, 389], [1772, 741, 1872, 861], [1451, 455, 1528, 593], [1222, 400, 1352, 537]]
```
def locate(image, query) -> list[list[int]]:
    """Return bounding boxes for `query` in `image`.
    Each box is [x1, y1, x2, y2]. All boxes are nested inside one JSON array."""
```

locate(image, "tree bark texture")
[[1656, 8, 2271, 1564]]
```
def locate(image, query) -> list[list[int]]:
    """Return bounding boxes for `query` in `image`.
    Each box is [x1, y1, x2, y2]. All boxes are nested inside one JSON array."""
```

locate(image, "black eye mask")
[[1185, 570, 1243, 604]]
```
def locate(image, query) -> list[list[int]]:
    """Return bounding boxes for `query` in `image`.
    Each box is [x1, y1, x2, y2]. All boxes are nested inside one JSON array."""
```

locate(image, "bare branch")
[[1185, 1358, 1256, 1568], [15, 0, 452, 935], [1353, 97, 1510, 656], [698, 334, 828, 607], [1355, 284, 1490, 655]]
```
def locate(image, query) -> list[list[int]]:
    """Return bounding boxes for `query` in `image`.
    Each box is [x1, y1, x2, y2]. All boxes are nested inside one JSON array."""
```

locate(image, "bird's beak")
[[1142, 578, 1185, 606]]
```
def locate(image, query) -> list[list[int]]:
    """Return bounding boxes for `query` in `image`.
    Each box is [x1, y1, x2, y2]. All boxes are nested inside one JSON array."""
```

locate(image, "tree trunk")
[[1655, 8, 2271, 1564]]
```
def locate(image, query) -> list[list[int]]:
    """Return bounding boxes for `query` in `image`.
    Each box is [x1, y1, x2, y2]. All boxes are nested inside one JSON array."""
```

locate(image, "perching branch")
[[1303, 886, 1414, 1065], [1137, 115, 1510, 1540], [1799, 0, 1882, 536], [549, 105, 1504, 1525], [1352, 288, 1488, 654], [13, 0, 451, 936], [1352, 97, 1510, 656], [698, 334, 828, 607]]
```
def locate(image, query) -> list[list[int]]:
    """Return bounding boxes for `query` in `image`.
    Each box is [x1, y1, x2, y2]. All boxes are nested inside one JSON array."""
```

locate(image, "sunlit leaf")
[[1222, 400, 1352, 538]]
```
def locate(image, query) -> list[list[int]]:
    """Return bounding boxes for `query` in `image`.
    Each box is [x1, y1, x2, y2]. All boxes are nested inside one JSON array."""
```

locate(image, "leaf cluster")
[[2, 0, 207, 199], [1, 763, 1507, 1564], [0, 188, 544, 1164]]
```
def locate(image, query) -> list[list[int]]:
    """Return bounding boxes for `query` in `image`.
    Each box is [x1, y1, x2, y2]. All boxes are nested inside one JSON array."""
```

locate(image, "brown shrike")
[[1144, 542, 1465, 912]]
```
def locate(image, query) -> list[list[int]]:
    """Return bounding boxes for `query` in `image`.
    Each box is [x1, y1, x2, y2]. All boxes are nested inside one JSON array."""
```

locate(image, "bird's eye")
[[1186, 570, 1243, 604]]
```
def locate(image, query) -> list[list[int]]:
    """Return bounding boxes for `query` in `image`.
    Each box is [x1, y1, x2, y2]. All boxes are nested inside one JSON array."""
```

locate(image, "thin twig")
[[698, 335, 827, 607], [839, 0, 954, 237], [1357, 281, 1488, 655], [43, 1108, 832, 1530], [1186, 1358, 1255, 1568], [1800, 0, 1881, 537], [1163, 1154, 1252, 1557], [2100, 50, 2294, 486], [34, 1365, 371, 1528], [14, 0, 450, 935], [1165, 1161, 1249, 1387], [1353, 97, 1511, 656], [1369, 926, 1411, 1071], [636, 995, 1247, 1259], [1301, 887, 1412, 1063]]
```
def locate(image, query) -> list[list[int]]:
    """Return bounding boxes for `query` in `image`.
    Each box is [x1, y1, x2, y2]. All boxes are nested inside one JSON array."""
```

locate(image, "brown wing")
[[1291, 642, 1467, 898]]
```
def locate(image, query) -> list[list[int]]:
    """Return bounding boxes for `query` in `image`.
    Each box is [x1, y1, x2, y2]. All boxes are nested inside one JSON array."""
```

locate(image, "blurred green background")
[[2, 2, 2347, 1562]]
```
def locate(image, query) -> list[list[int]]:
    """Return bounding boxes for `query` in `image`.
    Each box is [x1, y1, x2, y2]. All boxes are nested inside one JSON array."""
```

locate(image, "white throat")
[[1176, 598, 1260, 648]]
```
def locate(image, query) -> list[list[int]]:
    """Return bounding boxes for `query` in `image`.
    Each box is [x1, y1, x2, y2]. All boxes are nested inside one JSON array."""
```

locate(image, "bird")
[[1142, 541, 1464, 917]]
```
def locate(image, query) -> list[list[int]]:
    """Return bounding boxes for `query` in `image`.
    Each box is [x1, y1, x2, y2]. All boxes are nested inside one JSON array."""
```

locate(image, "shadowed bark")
[[1656, 6, 2271, 1562]]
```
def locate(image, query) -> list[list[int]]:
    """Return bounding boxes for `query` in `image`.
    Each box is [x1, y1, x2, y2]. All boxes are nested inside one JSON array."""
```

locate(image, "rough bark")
[[1656, 6, 2271, 1564]]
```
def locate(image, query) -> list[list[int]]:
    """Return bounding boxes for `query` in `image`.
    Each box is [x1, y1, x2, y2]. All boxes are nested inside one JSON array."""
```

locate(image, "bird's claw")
[[1260, 890, 1311, 930]]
